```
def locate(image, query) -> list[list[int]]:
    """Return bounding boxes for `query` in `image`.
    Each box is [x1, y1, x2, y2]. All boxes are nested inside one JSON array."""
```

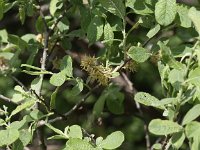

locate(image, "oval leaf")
[[147, 24, 160, 38], [177, 5, 191, 28], [0, 129, 19, 146], [50, 72, 66, 86], [134, 92, 163, 109], [155, 0, 177, 26], [68, 125, 83, 139], [87, 16, 104, 44], [100, 131, 124, 149], [188, 67, 200, 87], [60, 55, 73, 77], [185, 121, 200, 138], [10, 100, 35, 117], [66, 138, 94, 150], [171, 131, 185, 149], [188, 7, 200, 35], [99, 0, 125, 19], [182, 104, 200, 125], [50, 0, 62, 16], [104, 21, 114, 47], [127, 46, 150, 63], [149, 119, 183, 135], [50, 87, 59, 110]]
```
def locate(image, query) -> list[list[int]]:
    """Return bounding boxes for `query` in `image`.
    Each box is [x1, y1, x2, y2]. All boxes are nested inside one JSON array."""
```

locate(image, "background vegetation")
[[1, 0, 200, 150]]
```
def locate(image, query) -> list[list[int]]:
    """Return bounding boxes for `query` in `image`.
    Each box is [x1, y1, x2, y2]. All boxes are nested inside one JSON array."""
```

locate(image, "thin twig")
[[34, 1, 51, 149], [0, 94, 18, 105], [64, 84, 99, 116], [136, 101, 151, 150], [37, 84, 99, 127], [125, 17, 135, 26], [31, 89, 67, 119], [121, 72, 151, 150], [10, 75, 28, 91]]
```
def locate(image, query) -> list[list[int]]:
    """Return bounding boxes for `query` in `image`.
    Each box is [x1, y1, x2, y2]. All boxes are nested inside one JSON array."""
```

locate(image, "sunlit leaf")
[[182, 104, 200, 125], [149, 119, 183, 135], [99, 131, 124, 149], [155, 0, 177, 26]]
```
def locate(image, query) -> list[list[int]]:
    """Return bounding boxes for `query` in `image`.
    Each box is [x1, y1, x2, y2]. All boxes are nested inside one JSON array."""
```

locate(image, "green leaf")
[[0, 128, 19, 146], [107, 14, 123, 31], [22, 70, 52, 76], [188, 67, 200, 87], [66, 138, 94, 150], [4, 2, 16, 13], [0, 29, 8, 43], [155, 0, 177, 26], [10, 100, 35, 118], [21, 64, 43, 71], [134, 92, 163, 109], [126, 0, 153, 15], [50, 87, 59, 110], [106, 92, 124, 115], [67, 29, 85, 38], [8, 34, 27, 50], [177, 4, 191, 28], [30, 109, 44, 120], [147, 24, 160, 39], [13, 140, 23, 150], [152, 143, 162, 150], [68, 125, 83, 139], [50, 0, 62, 16], [19, 6, 25, 24], [0, 0, 4, 20], [127, 46, 150, 63], [159, 98, 177, 106], [87, 16, 104, 44], [70, 78, 84, 96], [171, 131, 185, 149], [188, 7, 200, 35], [14, 85, 25, 93], [9, 117, 27, 130], [99, 0, 125, 19], [36, 16, 45, 33], [104, 21, 114, 47], [80, 7, 92, 32], [21, 34, 37, 43], [93, 93, 107, 117], [57, 17, 69, 32], [191, 135, 200, 150], [185, 121, 200, 138], [12, 93, 24, 103], [31, 77, 42, 91], [50, 72, 66, 86], [60, 37, 72, 50], [99, 131, 124, 149], [168, 69, 184, 84], [182, 104, 200, 125], [48, 135, 67, 140], [0, 118, 6, 126], [60, 55, 73, 77], [158, 41, 184, 70], [148, 119, 183, 135], [26, 2, 34, 16], [18, 129, 32, 147], [46, 123, 68, 138]]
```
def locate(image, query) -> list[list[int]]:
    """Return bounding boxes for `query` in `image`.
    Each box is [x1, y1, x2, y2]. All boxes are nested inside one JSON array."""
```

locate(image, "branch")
[[37, 84, 99, 127], [10, 75, 28, 91], [34, 1, 51, 149], [0, 94, 18, 105], [121, 72, 151, 150]]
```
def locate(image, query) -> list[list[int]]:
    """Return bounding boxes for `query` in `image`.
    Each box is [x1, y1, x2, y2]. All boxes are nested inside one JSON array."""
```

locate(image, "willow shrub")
[[1, 0, 200, 150]]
